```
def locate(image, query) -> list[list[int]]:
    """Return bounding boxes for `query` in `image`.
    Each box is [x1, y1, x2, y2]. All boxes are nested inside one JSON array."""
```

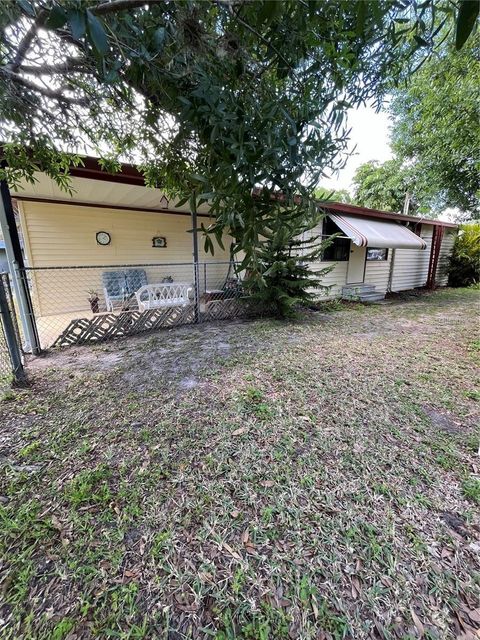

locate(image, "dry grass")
[[1, 287, 479, 640]]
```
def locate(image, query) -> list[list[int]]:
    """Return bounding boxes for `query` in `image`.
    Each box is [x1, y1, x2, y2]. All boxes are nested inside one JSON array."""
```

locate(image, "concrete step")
[[356, 292, 386, 303], [342, 284, 376, 298], [342, 282, 386, 303], [342, 283, 376, 292]]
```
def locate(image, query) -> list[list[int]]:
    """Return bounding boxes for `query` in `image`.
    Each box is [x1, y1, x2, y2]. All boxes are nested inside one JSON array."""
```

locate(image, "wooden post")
[[426, 225, 445, 289]]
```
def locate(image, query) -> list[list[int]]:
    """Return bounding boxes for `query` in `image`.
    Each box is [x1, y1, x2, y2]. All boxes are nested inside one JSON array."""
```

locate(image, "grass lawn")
[[1, 288, 479, 640]]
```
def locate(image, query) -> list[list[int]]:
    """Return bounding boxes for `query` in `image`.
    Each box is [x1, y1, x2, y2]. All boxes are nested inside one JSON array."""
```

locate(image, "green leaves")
[[449, 223, 480, 285], [68, 10, 86, 40], [353, 160, 412, 213], [455, 0, 479, 50], [45, 5, 67, 29], [17, 0, 35, 17], [256, 0, 282, 25], [64, 8, 109, 55], [389, 32, 480, 217], [153, 27, 166, 52], [86, 10, 109, 56]]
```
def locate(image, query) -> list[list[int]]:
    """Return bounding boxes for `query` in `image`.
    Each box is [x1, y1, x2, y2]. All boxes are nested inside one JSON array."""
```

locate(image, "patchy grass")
[[462, 477, 480, 505], [1, 287, 479, 639]]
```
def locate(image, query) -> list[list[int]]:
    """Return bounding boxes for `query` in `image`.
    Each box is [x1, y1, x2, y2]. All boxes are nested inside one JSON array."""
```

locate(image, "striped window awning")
[[328, 213, 427, 250]]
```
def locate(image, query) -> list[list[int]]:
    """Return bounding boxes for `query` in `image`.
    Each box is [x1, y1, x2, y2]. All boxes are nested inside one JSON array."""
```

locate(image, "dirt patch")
[[26, 318, 288, 394], [423, 405, 467, 434]]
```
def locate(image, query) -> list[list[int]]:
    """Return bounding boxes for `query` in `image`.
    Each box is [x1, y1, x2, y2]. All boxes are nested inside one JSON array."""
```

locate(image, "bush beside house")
[[448, 223, 480, 287]]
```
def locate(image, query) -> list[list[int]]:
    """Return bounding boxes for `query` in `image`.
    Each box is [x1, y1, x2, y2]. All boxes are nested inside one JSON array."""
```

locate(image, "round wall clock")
[[96, 231, 111, 246]]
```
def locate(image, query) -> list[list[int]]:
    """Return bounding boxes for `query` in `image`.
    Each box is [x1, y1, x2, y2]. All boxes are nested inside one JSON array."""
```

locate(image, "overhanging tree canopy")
[[352, 159, 414, 214], [390, 32, 480, 219]]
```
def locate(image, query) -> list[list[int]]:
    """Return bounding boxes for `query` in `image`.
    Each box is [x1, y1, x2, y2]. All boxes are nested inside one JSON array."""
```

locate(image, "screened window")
[[322, 218, 350, 261], [366, 248, 389, 261]]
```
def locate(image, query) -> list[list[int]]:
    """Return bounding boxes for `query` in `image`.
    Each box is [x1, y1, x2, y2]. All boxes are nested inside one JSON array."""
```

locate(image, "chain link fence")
[[0, 272, 25, 386], [20, 261, 268, 349], [0, 312, 12, 383]]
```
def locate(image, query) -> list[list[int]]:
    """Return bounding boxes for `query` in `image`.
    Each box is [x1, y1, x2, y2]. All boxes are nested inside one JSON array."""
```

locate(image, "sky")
[[321, 105, 393, 194]]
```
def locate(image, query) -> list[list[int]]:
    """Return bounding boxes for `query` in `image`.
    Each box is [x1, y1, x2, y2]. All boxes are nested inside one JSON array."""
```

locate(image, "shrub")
[[448, 223, 480, 287], [245, 209, 334, 318]]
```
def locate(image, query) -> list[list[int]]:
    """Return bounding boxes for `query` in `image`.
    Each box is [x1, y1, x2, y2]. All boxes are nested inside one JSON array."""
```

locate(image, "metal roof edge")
[[0, 149, 458, 228], [317, 201, 458, 229]]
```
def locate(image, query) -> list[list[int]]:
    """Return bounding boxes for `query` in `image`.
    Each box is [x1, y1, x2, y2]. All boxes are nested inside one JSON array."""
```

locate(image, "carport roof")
[[9, 157, 211, 216]]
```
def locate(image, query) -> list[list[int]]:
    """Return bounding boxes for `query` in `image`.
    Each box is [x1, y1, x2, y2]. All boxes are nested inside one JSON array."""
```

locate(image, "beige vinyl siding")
[[435, 230, 455, 286], [19, 200, 226, 266], [390, 226, 433, 291], [390, 225, 456, 291], [364, 252, 392, 294], [19, 200, 231, 316], [309, 261, 348, 299]]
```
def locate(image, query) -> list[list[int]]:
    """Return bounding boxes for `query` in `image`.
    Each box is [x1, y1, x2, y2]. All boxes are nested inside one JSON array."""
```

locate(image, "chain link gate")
[[0, 272, 26, 386]]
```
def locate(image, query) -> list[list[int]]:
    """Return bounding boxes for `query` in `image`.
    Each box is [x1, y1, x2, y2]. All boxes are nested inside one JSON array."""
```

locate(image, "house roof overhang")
[[2, 151, 458, 228], [69, 157, 146, 186], [317, 200, 457, 229], [6, 156, 213, 216], [251, 186, 457, 228]]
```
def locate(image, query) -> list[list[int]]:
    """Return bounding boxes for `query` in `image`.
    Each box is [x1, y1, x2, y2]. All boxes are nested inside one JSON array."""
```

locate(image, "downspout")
[[387, 248, 396, 293], [0, 178, 40, 354]]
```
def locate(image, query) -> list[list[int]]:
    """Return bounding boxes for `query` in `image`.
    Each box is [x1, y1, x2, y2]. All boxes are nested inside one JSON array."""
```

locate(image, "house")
[[309, 201, 456, 301], [0, 156, 457, 350]]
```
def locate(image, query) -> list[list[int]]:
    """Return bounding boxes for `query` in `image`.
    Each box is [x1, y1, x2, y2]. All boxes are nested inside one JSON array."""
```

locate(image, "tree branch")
[[217, 1, 294, 72], [18, 60, 94, 76], [92, 0, 156, 15], [7, 9, 48, 73], [0, 68, 89, 106]]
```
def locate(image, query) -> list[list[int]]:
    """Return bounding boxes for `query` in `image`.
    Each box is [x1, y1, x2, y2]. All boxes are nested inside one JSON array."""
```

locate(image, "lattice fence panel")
[[54, 304, 195, 347], [202, 297, 270, 322]]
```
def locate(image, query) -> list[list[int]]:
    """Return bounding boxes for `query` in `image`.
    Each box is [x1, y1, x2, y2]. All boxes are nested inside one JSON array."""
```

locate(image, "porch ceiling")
[[11, 172, 210, 214]]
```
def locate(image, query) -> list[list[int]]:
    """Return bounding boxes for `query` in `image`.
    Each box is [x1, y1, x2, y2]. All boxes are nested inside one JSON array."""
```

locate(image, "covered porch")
[[0, 158, 248, 350]]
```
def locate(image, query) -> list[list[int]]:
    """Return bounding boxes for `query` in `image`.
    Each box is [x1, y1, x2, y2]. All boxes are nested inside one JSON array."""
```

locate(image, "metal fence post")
[[0, 180, 41, 354], [193, 261, 200, 323], [0, 273, 26, 384], [18, 268, 41, 351], [191, 205, 200, 324]]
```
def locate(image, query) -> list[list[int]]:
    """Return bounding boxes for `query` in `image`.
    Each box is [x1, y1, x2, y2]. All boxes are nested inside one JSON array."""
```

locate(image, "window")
[[322, 218, 350, 261], [366, 248, 388, 261]]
